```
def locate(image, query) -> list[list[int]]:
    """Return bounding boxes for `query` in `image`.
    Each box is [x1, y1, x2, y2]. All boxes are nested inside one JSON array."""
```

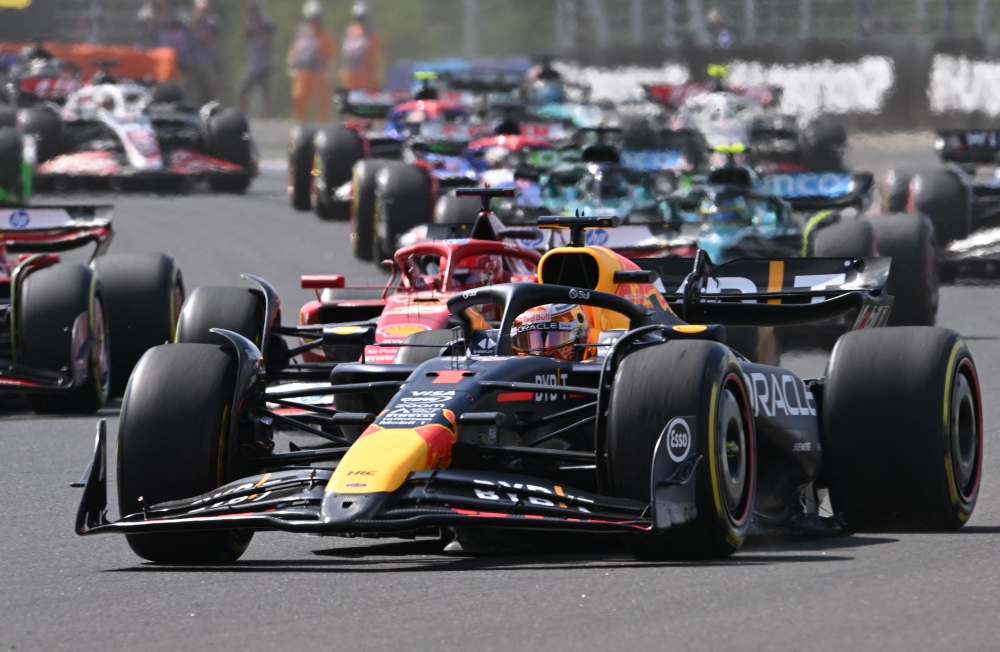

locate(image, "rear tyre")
[[434, 194, 482, 224], [0, 127, 24, 200], [809, 217, 877, 258], [174, 286, 265, 348], [801, 116, 847, 170], [912, 168, 971, 244], [822, 327, 981, 531], [118, 344, 252, 563], [351, 159, 390, 262], [150, 81, 185, 104], [21, 264, 109, 413], [393, 329, 460, 365], [881, 169, 915, 213], [20, 107, 62, 162], [208, 109, 253, 193], [314, 125, 363, 221], [870, 213, 938, 326], [288, 124, 316, 211], [373, 164, 432, 261], [92, 253, 185, 397], [608, 341, 755, 560]]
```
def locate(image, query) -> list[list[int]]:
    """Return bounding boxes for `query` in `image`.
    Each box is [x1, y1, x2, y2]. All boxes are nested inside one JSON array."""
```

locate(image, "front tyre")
[[822, 327, 981, 530], [608, 340, 755, 560], [118, 344, 252, 563], [373, 163, 432, 261]]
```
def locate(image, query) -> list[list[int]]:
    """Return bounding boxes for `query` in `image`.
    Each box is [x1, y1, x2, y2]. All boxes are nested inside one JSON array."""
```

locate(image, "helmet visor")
[[511, 322, 577, 355]]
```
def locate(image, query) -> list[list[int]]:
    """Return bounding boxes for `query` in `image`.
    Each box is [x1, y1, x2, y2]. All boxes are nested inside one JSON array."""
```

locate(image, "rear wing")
[[935, 130, 1000, 166], [418, 122, 493, 143], [634, 254, 892, 327], [0, 205, 113, 255], [335, 89, 411, 119], [761, 171, 874, 211]]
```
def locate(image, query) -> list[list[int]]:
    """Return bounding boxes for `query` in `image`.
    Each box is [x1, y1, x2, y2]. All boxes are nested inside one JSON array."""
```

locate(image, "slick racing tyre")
[[288, 124, 316, 211], [92, 253, 185, 397], [881, 169, 916, 213], [801, 116, 847, 170], [118, 344, 252, 563], [314, 124, 363, 221], [351, 159, 392, 262], [0, 127, 24, 200], [911, 168, 971, 244], [150, 81, 185, 104], [175, 286, 266, 348], [373, 164, 432, 262], [208, 109, 253, 193], [809, 217, 878, 259], [20, 263, 109, 414], [822, 327, 981, 530], [434, 194, 482, 224], [20, 107, 63, 163], [393, 329, 462, 364], [870, 213, 938, 326], [608, 340, 755, 560]]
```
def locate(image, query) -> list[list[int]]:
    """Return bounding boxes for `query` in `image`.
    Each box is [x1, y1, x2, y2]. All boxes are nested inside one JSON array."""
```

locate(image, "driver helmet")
[[93, 88, 115, 112], [530, 80, 566, 105], [452, 254, 501, 290], [701, 194, 749, 225], [511, 303, 592, 362]]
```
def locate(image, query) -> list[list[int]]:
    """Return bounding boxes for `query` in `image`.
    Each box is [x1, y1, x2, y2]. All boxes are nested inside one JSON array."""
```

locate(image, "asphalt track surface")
[[5, 129, 1000, 652]]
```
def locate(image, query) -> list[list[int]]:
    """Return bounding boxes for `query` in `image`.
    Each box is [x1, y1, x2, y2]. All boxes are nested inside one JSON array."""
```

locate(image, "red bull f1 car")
[[73, 216, 982, 562]]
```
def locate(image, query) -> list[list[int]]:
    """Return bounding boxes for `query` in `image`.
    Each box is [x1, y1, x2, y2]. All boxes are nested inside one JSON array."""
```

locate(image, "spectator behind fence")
[[339, 1, 383, 92], [240, 2, 276, 116], [184, 0, 220, 106], [287, 0, 337, 123]]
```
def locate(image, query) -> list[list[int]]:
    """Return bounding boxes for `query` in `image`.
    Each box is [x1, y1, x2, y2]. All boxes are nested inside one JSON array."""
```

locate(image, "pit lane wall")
[[562, 37, 1000, 131]]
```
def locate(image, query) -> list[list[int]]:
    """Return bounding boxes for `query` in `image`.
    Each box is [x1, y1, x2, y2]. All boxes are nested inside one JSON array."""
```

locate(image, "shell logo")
[[377, 323, 431, 338], [384, 304, 449, 316]]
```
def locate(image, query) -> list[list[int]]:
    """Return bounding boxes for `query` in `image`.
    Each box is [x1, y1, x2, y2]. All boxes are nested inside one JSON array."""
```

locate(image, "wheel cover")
[[91, 297, 110, 398], [718, 387, 746, 511], [951, 360, 981, 502]]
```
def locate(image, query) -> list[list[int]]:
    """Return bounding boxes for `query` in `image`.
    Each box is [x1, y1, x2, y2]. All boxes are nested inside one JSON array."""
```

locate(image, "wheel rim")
[[92, 297, 110, 398], [951, 362, 980, 501], [718, 385, 748, 518]]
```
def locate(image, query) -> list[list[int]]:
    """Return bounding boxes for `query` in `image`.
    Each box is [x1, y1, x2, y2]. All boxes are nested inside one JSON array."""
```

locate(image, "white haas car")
[[22, 81, 256, 193]]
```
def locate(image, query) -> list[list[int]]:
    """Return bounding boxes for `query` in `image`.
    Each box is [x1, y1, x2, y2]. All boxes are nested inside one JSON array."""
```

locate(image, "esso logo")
[[568, 288, 590, 300], [461, 289, 478, 299], [663, 417, 692, 462], [8, 210, 30, 229]]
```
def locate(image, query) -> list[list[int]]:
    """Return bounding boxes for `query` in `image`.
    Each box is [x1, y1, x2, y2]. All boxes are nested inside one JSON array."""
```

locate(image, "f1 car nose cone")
[[321, 491, 391, 524]]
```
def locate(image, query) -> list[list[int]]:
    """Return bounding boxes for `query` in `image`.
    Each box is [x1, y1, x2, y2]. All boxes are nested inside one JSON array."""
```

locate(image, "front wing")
[[75, 421, 652, 537]]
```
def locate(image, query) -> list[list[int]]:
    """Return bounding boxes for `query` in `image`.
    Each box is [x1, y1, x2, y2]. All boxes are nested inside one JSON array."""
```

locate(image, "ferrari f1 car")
[[0, 201, 183, 412], [74, 216, 981, 562], [883, 129, 1000, 280]]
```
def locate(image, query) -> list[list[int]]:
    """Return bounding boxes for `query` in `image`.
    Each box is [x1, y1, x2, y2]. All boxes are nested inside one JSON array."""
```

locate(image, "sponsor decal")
[[745, 372, 817, 419], [621, 150, 684, 172], [461, 288, 478, 299], [765, 172, 852, 199], [383, 304, 449, 316], [377, 323, 430, 339], [792, 442, 812, 452], [345, 483, 368, 488], [568, 288, 590, 300], [377, 391, 457, 426], [585, 229, 609, 246], [7, 210, 29, 229], [472, 478, 593, 512], [534, 372, 568, 401], [662, 417, 692, 462], [930, 55, 1000, 116]]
